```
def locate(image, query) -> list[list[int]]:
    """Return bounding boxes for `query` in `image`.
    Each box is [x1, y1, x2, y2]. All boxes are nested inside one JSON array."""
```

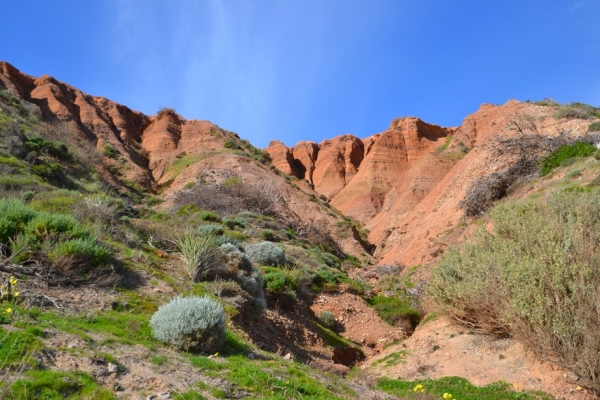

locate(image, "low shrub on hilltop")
[[430, 189, 600, 393]]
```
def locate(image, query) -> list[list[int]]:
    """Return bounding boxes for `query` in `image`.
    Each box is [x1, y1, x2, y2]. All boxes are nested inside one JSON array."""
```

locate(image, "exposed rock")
[[266, 140, 298, 176], [292, 141, 319, 181], [312, 134, 363, 199]]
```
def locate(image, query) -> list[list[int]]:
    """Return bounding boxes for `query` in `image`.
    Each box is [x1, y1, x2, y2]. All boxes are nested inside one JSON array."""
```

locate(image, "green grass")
[[3, 370, 116, 400], [0, 326, 44, 367], [377, 377, 552, 400], [367, 295, 421, 328], [37, 310, 155, 346], [163, 152, 220, 181], [372, 350, 409, 368]]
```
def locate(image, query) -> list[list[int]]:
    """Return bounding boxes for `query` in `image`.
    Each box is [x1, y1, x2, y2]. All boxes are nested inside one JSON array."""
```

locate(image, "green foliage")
[[145, 196, 164, 207], [588, 121, 600, 132], [197, 224, 225, 237], [199, 211, 221, 222], [246, 241, 285, 266], [102, 144, 119, 159], [553, 102, 600, 120], [222, 217, 247, 230], [429, 190, 600, 393], [24, 136, 72, 162], [259, 229, 279, 242], [367, 295, 421, 328], [150, 296, 226, 353], [177, 203, 201, 217], [28, 190, 80, 214], [214, 236, 244, 251], [262, 268, 298, 294], [48, 237, 110, 264], [377, 377, 552, 400], [0, 326, 44, 367], [318, 311, 336, 330], [174, 233, 219, 281], [224, 139, 241, 149], [538, 142, 596, 175], [4, 370, 117, 400]]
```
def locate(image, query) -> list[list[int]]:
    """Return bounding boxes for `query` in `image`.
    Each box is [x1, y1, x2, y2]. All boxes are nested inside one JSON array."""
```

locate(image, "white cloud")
[[570, 0, 587, 12]]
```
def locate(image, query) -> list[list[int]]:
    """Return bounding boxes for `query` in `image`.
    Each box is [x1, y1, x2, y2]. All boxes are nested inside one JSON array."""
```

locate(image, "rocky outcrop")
[[266, 117, 454, 221], [312, 135, 363, 199], [266, 140, 298, 176], [0, 61, 228, 188]]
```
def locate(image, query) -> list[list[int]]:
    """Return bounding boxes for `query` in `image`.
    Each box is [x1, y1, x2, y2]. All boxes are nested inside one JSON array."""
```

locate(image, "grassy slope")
[[0, 88, 552, 399]]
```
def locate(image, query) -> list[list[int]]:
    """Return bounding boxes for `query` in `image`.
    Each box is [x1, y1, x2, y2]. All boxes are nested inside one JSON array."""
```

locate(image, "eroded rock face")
[[266, 140, 298, 176], [312, 135, 364, 199], [292, 141, 319, 181], [0, 61, 228, 188]]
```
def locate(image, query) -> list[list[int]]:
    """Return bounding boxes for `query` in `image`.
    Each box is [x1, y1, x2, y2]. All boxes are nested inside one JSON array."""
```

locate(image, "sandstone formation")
[[0, 61, 229, 188]]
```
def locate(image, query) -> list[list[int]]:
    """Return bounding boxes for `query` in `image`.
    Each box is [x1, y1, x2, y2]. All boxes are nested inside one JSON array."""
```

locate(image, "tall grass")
[[174, 233, 219, 281]]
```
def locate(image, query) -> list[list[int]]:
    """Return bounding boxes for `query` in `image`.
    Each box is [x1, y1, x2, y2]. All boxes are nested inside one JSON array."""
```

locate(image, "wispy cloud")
[[570, 0, 587, 12]]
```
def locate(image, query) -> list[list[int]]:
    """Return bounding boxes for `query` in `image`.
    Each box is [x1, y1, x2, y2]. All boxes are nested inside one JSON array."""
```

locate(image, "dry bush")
[[173, 172, 285, 217], [460, 116, 600, 217], [431, 190, 600, 393]]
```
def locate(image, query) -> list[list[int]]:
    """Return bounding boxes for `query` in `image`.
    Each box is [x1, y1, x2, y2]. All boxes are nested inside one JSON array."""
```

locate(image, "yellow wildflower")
[[13, 291, 20, 297], [413, 384, 425, 393], [443, 393, 453, 399], [5, 308, 12, 314]]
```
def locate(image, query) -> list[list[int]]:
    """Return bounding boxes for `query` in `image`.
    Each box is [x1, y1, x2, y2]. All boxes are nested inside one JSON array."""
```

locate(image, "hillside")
[[1, 61, 600, 399]]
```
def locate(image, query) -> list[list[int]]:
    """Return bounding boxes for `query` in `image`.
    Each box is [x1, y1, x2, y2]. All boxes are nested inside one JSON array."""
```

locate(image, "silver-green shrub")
[[246, 241, 285, 266], [150, 295, 225, 353], [219, 243, 266, 321], [429, 189, 600, 393]]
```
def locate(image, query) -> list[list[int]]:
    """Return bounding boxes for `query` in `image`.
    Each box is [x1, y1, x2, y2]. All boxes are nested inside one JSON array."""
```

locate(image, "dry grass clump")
[[430, 190, 600, 393]]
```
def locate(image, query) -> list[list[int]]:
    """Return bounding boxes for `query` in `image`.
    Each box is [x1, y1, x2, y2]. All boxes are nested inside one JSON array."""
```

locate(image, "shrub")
[[214, 236, 244, 251], [175, 233, 220, 281], [318, 311, 336, 330], [259, 229, 279, 242], [150, 296, 226, 353], [263, 269, 298, 294], [26, 212, 89, 241], [429, 190, 600, 393], [48, 237, 111, 264], [367, 295, 421, 329], [222, 217, 247, 230], [199, 211, 221, 222], [197, 224, 224, 237], [176, 204, 201, 217], [223, 140, 241, 150], [102, 144, 119, 159], [588, 121, 600, 132], [538, 142, 596, 175], [246, 241, 285, 266]]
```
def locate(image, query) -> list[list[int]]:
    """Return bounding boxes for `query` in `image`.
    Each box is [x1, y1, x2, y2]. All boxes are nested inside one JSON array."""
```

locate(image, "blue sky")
[[1, 1, 599, 147]]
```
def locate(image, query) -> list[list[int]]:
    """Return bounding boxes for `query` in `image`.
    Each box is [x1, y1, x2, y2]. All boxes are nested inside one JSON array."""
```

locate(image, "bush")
[[588, 121, 600, 133], [246, 241, 285, 266], [48, 237, 110, 264], [318, 311, 336, 330], [263, 269, 298, 294], [197, 224, 225, 237], [214, 236, 244, 251], [150, 296, 226, 353], [199, 211, 221, 222], [259, 229, 279, 242], [367, 295, 421, 329], [222, 217, 247, 230], [429, 190, 600, 393], [539, 142, 596, 175], [223, 140, 241, 150]]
